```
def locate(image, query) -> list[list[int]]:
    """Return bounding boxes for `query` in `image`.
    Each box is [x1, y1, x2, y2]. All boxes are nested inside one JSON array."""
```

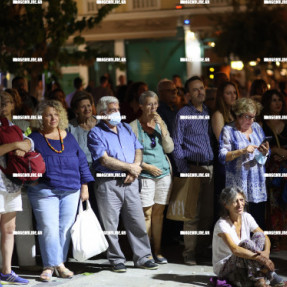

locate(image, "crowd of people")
[[0, 73, 286, 286]]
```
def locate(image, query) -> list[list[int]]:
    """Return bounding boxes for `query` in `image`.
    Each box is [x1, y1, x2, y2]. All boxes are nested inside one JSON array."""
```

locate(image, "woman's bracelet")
[[231, 148, 246, 160]]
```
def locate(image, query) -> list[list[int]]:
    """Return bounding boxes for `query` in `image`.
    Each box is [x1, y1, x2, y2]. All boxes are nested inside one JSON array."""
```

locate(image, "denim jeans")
[[27, 183, 80, 267]]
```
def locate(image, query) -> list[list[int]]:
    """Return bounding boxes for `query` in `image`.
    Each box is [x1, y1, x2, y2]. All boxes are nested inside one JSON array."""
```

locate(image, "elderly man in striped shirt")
[[172, 76, 214, 265]]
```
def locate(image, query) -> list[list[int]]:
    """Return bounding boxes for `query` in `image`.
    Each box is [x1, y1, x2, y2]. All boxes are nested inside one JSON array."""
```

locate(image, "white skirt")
[[0, 191, 22, 214]]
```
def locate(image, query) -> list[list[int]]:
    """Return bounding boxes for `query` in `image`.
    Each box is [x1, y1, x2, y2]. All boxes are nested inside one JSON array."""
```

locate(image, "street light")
[[231, 61, 244, 70]]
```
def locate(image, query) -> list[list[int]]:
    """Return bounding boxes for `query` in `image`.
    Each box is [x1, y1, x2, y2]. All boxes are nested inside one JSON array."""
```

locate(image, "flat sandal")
[[273, 282, 287, 287], [254, 278, 269, 287], [55, 266, 74, 278], [39, 267, 54, 282]]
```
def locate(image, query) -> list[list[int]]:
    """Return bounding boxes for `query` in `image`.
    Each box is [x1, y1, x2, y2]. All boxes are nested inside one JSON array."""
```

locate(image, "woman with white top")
[[212, 186, 286, 287]]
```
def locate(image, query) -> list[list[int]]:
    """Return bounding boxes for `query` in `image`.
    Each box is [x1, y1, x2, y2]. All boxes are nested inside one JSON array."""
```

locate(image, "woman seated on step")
[[212, 186, 286, 287]]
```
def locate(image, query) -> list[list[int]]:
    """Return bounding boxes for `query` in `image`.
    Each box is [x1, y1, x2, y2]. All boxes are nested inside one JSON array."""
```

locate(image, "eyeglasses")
[[241, 114, 255, 121], [146, 103, 158, 107], [149, 134, 156, 148]]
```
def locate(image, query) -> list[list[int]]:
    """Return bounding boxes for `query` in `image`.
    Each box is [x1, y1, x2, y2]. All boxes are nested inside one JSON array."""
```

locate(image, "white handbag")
[[71, 200, 109, 261]]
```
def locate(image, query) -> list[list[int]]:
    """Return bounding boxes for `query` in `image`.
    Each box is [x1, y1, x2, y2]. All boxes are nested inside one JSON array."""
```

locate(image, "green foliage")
[[0, 0, 119, 76], [214, 4, 287, 62]]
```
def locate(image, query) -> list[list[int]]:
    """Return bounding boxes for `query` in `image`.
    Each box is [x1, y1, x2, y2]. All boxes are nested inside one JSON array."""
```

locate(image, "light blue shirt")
[[88, 121, 143, 174]]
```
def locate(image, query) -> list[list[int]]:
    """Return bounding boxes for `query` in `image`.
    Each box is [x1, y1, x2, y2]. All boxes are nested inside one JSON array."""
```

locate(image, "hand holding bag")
[[0, 117, 45, 184], [71, 200, 109, 261]]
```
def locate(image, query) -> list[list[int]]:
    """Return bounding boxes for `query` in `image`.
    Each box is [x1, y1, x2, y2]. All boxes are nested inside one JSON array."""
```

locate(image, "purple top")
[[29, 132, 94, 191]]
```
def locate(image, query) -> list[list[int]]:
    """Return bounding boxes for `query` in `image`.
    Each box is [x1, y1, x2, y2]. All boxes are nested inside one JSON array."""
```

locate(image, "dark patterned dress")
[[263, 122, 287, 249]]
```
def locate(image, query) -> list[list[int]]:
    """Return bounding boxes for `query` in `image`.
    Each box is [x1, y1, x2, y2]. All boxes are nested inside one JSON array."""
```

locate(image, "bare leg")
[[151, 204, 165, 255], [143, 206, 152, 238], [0, 212, 16, 274]]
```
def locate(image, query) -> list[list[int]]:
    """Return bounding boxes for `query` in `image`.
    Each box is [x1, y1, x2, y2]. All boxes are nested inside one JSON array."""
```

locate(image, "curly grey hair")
[[232, 98, 262, 117], [31, 100, 68, 131]]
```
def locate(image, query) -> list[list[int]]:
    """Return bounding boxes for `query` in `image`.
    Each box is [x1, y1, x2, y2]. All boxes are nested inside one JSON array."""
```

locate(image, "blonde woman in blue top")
[[219, 98, 269, 229], [27, 100, 94, 282], [130, 91, 174, 264]]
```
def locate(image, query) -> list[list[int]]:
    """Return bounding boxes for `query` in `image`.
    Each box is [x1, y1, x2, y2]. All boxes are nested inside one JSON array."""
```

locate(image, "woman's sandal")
[[39, 267, 54, 282], [55, 266, 74, 278], [255, 278, 270, 287], [273, 282, 287, 287]]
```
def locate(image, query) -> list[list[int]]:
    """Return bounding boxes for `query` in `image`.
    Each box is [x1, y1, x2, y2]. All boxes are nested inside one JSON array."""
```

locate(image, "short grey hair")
[[139, 91, 159, 105], [96, 96, 119, 114], [219, 186, 247, 218]]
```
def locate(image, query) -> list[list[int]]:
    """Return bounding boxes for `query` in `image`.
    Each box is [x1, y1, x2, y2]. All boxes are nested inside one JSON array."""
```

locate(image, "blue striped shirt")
[[172, 104, 214, 172]]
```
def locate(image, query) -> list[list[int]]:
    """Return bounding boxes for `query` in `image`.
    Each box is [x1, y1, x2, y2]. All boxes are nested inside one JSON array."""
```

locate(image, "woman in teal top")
[[130, 91, 174, 264]]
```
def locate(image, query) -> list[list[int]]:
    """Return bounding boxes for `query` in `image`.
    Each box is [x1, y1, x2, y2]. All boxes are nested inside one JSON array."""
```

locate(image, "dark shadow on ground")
[[152, 274, 211, 286], [272, 257, 287, 276], [66, 261, 111, 274]]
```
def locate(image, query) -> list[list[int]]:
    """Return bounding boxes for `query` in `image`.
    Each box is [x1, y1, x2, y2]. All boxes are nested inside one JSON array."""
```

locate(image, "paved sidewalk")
[[14, 259, 215, 287], [13, 251, 287, 287]]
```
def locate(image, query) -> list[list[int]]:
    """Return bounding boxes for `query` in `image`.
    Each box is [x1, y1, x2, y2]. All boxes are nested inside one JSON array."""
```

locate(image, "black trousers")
[[248, 201, 266, 230]]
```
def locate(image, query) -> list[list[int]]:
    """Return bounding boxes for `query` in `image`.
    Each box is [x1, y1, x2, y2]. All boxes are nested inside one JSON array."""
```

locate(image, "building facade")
[[61, 0, 241, 94]]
